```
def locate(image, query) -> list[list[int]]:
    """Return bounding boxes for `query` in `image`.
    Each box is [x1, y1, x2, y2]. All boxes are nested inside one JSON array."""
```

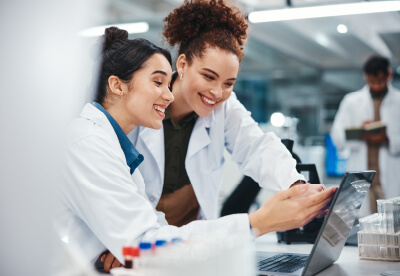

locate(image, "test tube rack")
[[358, 231, 400, 261], [358, 197, 400, 261]]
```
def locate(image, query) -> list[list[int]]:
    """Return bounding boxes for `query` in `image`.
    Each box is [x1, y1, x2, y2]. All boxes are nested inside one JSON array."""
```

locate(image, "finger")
[[280, 183, 309, 200], [103, 253, 116, 272], [111, 258, 122, 269], [303, 205, 329, 224], [316, 209, 329, 219], [303, 186, 337, 208], [310, 191, 336, 214], [301, 192, 335, 222], [100, 254, 105, 263], [308, 184, 325, 193]]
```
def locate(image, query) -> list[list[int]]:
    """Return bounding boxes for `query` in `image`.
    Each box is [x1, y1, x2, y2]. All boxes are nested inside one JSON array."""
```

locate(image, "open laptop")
[[257, 170, 375, 276]]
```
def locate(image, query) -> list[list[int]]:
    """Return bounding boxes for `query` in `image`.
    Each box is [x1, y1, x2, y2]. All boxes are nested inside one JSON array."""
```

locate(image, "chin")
[[194, 106, 215, 118], [144, 121, 163, 130]]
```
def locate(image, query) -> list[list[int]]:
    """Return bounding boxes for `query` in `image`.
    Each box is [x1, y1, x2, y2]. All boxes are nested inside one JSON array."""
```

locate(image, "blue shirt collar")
[[93, 102, 143, 174]]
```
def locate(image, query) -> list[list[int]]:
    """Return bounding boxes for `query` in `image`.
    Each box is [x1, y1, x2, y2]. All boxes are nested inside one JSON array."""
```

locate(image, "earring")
[[180, 73, 183, 81]]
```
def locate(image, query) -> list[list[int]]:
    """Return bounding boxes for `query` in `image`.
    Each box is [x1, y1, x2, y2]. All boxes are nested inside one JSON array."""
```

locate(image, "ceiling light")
[[271, 112, 285, 127], [315, 34, 329, 47], [78, 22, 149, 37], [337, 24, 348, 34], [248, 1, 400, 23]]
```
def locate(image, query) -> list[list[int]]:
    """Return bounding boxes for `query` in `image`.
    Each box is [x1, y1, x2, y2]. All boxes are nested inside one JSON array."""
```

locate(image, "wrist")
[[249, 212, 262, 236], [290, 179, 306, 188]]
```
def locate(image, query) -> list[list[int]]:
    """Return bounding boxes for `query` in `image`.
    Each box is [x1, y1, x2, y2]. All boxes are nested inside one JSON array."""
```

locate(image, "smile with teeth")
[[200, 95, 217, 105], [153, 105, 165, 114]]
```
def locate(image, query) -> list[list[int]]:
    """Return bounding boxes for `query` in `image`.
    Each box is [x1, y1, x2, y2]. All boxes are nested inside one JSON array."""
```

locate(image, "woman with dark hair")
[[60, 25, 335, 272], [59, 26, 177, 268]]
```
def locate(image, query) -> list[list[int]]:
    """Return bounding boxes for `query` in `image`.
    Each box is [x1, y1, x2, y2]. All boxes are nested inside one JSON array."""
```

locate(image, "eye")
[[203, 74, 214, 80], [154, 81, 162, 86], [225, 82, 234, 87]]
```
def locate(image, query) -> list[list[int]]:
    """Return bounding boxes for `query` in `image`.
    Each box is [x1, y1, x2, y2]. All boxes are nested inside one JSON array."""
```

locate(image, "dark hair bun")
[[103, 27, 129, 51], [163, 0, 248, 48]]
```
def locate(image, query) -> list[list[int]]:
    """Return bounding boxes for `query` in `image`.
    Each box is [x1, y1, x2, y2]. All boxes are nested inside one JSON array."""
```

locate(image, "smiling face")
[[107, 53, 173, 132], [125, 53, 173, 129], [173, 47, 240, 119]]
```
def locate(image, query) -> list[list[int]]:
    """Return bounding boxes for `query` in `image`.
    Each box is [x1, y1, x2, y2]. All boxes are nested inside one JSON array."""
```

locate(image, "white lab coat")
[[58, 103, 251, 263], [330, 84, 400, 198], [128, 93, 304, 220]]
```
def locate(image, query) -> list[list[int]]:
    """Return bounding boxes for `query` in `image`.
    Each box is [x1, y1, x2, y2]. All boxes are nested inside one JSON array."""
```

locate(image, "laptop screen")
[[303, 171, 374, 276]]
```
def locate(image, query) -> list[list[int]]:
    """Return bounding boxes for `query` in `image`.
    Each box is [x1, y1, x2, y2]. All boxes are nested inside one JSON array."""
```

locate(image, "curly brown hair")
[[163, 0, 248, 63]]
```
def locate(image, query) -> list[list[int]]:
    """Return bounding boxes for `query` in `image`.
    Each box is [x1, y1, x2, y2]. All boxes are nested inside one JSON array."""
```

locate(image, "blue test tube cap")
[[139, 242, 152, 250], [171, 238, 183, 244], [155, 240, 167, 247]]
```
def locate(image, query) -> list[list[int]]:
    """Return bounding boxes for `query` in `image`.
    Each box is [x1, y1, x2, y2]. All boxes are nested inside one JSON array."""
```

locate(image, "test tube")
[[139, 242, 153, 268], [122, 246, 139, 269]]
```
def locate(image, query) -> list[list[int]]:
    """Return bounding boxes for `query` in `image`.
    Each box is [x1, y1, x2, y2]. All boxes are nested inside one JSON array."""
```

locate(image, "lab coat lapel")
[[138, 127, 165, 182], [381, 84, 395, 110], [186, 114, 213, 162]]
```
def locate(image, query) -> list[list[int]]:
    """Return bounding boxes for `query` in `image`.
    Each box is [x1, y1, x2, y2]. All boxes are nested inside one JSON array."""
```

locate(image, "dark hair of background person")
[[363, 55, 390, 76], [95, 26, 172, 104], [163, 0, 248, 63]]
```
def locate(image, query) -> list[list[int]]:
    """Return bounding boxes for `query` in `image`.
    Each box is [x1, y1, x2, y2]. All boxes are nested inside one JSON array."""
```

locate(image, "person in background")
[[331, 55, 400, 213], [59, 26, 336, 272]]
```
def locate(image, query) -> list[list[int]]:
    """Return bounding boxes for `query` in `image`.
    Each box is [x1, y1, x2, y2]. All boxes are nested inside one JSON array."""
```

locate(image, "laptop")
[[257, 170, 375, 276]]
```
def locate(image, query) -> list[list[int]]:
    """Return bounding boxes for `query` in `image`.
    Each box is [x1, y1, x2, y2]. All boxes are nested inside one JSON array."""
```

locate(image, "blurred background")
[[1, 0, 399, 274], [85, 0, 400, 200]]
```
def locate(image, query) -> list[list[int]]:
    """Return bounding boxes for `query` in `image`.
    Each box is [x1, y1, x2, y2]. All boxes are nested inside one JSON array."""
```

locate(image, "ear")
[[176, 54, 188, 76], [108, 75, 125, 96]]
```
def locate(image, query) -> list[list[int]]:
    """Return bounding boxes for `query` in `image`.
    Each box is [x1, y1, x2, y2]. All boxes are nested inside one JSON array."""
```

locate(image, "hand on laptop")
[[289, 183, 329, 218], [248, 183, 338, 236], [289, 183, 326, 199]]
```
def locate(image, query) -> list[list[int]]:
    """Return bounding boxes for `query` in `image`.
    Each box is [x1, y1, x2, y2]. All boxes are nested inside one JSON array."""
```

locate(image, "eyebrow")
[[151, 70, 167, 76], [202, 68, 236, 81]]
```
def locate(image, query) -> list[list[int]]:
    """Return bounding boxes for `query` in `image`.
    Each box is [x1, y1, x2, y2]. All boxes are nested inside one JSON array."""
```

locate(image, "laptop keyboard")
[[258, 253, 308, 273]]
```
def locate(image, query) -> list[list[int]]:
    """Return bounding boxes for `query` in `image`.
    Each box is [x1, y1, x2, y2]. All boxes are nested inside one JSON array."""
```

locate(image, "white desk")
[[255, 232, 399, 276]]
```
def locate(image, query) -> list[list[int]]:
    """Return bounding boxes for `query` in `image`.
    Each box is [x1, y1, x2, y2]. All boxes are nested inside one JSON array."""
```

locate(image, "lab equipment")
[[257, 171, 373, 276], [358, 197, 400, 261], [138, 242, 153, 268], [122, 246, 140, 269], [111, 232, 255, 276]]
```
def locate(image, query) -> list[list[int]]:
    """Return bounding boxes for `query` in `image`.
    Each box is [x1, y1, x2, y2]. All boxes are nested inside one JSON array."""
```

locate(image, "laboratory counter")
[[255, 232, 399, 276]]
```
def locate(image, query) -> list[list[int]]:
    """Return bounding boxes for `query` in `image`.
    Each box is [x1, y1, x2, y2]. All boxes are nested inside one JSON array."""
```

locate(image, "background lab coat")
[[59, 103, 251, 263], [330, 84, 400, 199], [128, 93, 304, 220]]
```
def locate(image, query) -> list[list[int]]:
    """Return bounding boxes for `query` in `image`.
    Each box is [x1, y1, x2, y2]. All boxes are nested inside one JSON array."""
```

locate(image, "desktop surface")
[[256, 232, 399, 276]]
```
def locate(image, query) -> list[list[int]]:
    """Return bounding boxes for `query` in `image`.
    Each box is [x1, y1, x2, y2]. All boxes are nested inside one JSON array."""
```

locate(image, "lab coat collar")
[[137, 126, 165, 183], [91, 102, 144, 174], [185, 113, 213, 162], [201, 110, 216, 128], [361, 83, 397, 106], [136, 110, 216, 178]]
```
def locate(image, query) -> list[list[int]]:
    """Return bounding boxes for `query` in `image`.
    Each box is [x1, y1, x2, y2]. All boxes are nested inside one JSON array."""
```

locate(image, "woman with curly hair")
[[98, 0, 336, 271], [130, 0, 328, 228]]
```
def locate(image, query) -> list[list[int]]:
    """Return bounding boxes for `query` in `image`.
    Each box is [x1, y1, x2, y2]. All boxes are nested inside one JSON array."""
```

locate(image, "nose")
[[162, 87, 174, 103], [209, 86, 222, 100]]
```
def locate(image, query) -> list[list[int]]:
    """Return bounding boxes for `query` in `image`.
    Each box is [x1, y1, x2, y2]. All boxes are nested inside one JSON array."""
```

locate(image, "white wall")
[[0, 1, 105, 274]]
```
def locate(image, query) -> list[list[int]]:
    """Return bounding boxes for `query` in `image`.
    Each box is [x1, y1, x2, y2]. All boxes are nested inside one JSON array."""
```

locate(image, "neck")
[[102, 101, 137, 134], [169, 79, 194, 123]]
